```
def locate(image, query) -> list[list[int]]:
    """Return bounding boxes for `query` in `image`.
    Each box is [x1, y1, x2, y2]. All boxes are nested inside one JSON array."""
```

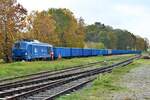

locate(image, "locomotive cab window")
[[20, 43, 27, 49], [14, 42, 27, 49], [14, 43, 20, 49]]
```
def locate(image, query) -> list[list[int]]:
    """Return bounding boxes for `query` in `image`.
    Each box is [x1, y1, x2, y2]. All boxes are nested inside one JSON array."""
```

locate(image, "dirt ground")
[[111, 60, 150, 100]]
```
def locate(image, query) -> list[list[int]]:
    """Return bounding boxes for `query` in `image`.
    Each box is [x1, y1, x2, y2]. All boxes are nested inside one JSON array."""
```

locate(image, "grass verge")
[[0, 54, 133, 79], [57, 59, 145, 100]]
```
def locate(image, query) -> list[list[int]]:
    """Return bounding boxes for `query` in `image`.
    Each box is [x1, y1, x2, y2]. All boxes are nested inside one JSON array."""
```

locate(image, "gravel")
[[111, 63, 150, 100], [23, 76, 95, 100]]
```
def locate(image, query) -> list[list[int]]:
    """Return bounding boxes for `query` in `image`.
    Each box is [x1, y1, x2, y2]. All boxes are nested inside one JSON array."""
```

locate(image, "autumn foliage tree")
[[0, 0, 27, 62], [28, 11, 60, 45], [47, 8, 85, 47], [76, 17, 85, 47], [29, 8, 85, 48]]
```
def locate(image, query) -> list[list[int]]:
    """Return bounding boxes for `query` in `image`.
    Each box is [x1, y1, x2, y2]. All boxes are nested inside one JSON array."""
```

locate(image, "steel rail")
[[3, 55, 141, 100], [0, 63, 106, 91], [0, 61, 105, 83]]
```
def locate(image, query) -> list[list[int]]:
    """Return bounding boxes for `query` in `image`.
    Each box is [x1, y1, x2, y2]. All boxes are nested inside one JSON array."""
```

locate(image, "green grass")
[[0, 59, 3, 63], [57, 59, 146, 100], [0, 54, 133, 79]]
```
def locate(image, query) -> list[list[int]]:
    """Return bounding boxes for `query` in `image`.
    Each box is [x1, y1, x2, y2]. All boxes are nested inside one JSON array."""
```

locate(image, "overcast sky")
[[18, 0, 150, 41]]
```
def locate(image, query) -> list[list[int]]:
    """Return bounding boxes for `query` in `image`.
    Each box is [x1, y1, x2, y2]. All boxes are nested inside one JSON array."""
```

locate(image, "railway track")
[[0, 61, 108, 91], [0, 54, 133, 84], [0, 61, 106, 83], [0, 55, 141, 100], [0, 55, 131, 92], [0, 55, 130, 89]]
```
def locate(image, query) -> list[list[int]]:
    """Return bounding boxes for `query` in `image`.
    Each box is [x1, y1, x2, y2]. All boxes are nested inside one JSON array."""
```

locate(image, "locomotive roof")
[[16, 40, 53, 47]]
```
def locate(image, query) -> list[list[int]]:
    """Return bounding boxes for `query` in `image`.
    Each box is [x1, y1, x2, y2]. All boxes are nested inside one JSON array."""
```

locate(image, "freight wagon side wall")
[[53, 47, 71, 58], [71, 48, 82, 57]]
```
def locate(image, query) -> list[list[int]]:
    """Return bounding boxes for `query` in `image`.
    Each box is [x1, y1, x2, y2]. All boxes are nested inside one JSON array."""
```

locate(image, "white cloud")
[[114, 4, 149, 16]]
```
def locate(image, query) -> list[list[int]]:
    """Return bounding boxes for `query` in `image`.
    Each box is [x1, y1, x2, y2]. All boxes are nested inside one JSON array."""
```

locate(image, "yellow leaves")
[[0, 0, 27, 62], [30, 11, 59, 45]]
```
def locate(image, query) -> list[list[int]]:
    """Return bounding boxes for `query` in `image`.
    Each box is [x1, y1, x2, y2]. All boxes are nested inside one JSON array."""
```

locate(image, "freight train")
[[12, 39, 142, 61]]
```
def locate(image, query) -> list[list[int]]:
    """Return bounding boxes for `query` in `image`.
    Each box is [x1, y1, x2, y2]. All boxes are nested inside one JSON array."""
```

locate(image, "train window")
[[34, 47, 38, 53], [14, 43, 20, 48], [42, 47, 47, 53], [20, 43, 27, 49], [41, 49, 44, 53], [14, 42, 27, 49]]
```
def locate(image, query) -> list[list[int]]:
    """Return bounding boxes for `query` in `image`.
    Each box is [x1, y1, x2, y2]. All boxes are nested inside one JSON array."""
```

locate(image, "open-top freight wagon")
[[12, 39, 141, 61]]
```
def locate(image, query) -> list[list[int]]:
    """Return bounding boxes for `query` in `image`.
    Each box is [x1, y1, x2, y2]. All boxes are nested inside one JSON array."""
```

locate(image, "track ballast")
[[0, 55, 141, 100]]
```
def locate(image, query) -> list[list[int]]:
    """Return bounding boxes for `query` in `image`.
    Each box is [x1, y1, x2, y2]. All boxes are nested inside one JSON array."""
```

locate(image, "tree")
[[107, 32, 117, 49], [114, 29, 134, 50], [99, 31, 110, 48], [85, 22, 105, 42], [48, 8, 85, 47], [85, 42, 105, 49], [0, 0, 27, 62], [135, 37, 143, 50], [135, 36, 148, 50], [85, 22, 149, 50], [144, 38, 149, 51], [75, 17, 85, 47], [29, 11, 59, 45]]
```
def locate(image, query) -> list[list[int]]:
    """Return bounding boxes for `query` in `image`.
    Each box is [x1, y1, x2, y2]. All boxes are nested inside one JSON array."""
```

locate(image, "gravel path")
[[112, 62, 150, 100]]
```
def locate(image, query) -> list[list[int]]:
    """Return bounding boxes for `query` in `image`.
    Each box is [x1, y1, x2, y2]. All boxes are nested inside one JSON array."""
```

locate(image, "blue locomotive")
[[12, 39, 142, 61], [12, 40, 53, 61]]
